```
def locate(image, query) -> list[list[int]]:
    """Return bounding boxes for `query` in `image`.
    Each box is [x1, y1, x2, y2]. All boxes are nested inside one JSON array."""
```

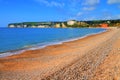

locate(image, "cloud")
[[83, 16, 97, 20], [97, 11, 120, 20], [67, 12, 84, 20], [83, 0, 100, 6], [82, 7, 95, 11], [118, 6, 120, 9], [76, 12, 83, 16], [107, 0, 120, 4], [35, 0, 64, 7], [116, 14, 120, 18], [81, 0, 99, 11]]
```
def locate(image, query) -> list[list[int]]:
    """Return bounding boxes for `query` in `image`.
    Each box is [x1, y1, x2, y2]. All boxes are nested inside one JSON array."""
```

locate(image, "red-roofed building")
[[100, 23, 108, 28]]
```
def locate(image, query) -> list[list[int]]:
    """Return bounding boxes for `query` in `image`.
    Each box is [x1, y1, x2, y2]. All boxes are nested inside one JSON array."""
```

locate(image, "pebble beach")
[[0, 28, 120, 80]]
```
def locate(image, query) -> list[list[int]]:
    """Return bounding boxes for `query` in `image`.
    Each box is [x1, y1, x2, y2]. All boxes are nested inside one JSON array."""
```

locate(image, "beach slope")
[[0, 28, 120, 80]]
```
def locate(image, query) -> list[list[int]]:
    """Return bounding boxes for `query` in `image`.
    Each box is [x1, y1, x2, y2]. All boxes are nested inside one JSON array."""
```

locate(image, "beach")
[[0, 28, 120, 80], [92, 28, 120, 80]]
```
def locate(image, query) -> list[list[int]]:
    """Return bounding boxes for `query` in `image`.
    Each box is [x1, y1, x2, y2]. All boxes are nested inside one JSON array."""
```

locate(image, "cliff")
[[8, 19, 120, 28]]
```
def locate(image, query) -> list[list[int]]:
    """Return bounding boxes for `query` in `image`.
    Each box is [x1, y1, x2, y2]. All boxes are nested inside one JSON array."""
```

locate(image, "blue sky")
[[0, 0, 120, 27]]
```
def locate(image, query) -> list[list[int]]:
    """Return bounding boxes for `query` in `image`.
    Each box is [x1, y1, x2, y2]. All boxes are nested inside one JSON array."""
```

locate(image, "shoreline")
[[0, 27, 119, 80], [0, 28, 107, 58]]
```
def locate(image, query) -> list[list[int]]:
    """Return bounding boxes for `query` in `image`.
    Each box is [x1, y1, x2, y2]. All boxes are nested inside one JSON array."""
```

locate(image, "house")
[[100, 23, 108, 28]]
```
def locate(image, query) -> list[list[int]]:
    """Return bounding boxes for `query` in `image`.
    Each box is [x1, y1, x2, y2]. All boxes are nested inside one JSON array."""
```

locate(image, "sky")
[[0, 0, 120, 27]]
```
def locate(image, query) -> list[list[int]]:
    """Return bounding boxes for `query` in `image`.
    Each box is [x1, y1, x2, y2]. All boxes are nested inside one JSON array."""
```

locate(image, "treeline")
[[55, 19, 120, 28], [85, 19, 120, 27]]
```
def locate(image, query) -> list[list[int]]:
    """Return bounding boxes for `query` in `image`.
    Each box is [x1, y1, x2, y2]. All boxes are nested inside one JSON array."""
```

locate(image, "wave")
[[0, 29, 107, 58]]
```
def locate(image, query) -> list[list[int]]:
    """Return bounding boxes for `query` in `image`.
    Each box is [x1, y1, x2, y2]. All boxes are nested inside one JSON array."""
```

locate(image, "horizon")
[[0, 0, 120, 27]]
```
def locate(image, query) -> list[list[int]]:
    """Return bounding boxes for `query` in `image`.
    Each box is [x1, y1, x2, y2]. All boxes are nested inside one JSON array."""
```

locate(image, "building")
[[67, 20, 77, 25], [100, 23, 108, 28]]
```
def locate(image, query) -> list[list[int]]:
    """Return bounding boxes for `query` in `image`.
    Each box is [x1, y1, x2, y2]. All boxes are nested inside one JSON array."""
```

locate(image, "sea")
[[0, 28, 106, 57]]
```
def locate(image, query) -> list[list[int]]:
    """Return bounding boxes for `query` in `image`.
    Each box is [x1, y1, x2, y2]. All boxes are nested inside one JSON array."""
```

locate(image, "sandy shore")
[[0, 28, 120, 80]]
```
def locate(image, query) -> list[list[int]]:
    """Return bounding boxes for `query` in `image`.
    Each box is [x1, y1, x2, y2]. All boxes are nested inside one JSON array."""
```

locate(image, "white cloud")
[[68, 12, 84, 20], [35, 0, 64, 7], [83, 0, 100, 6], [81, 0, 99, 11], [83, 16, 97, 20], [119, 5, 120, 8], [98, 11, 120, 20], [107, 0, 120, 4], [82, 7, 95, 11], [116, 14, 120, 18], [76, 12, 83, 16]]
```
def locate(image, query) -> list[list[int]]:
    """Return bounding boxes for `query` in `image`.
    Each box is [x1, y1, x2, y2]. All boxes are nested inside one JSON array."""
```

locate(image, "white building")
[[67, 20, 76, 25]]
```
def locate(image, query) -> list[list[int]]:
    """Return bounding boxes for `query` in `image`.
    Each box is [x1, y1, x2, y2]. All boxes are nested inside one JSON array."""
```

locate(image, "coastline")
[[0, 27, 119, 80], [0, 28, 107, 58]]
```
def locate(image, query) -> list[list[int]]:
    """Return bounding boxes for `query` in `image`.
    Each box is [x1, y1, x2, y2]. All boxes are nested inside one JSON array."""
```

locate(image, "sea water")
[[0, 28, 106, 57]]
